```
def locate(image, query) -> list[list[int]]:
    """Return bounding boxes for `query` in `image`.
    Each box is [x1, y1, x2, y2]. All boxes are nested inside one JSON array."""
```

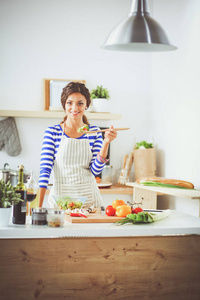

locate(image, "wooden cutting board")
[[65, 213, 124, 223]]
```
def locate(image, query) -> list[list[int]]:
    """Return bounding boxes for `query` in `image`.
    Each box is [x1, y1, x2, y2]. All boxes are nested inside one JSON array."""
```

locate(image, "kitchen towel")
[[0, 117, 22, 156]]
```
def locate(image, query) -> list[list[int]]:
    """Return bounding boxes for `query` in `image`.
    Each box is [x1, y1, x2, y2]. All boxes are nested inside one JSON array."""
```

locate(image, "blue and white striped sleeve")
[[39, 127, 56, 188], [89, 131, 107, 176]]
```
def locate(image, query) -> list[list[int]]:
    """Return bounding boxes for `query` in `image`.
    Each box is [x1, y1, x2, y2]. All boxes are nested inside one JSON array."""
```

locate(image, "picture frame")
[[43, 78, 86, 111]]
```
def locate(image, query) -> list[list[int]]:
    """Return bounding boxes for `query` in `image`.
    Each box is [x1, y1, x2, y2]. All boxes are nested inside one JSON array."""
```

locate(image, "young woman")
[[38, 82, 117, 208]]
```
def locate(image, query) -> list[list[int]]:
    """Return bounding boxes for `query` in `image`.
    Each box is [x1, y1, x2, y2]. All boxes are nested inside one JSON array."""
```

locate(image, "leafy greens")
[[135, 140, 153, 149], [115, 210, 171, 225]]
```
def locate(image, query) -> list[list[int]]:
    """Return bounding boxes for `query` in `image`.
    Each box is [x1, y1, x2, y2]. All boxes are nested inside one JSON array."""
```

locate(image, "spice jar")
[[32, 208, 47, 225], [47, 209, 65, 227]]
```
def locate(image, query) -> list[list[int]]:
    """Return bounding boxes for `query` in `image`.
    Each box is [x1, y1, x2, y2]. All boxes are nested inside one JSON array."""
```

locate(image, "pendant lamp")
[[102, 0, 177, 52]]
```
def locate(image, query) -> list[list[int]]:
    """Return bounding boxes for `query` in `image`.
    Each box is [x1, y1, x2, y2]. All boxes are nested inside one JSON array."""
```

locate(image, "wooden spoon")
[[84, 127, 130, 134], [123, 152, 134, 184], [118, 154, 129, 185]]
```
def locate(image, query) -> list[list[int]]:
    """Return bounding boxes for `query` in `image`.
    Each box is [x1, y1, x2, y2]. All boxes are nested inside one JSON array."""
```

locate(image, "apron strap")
[[62, 122, 65, 137]]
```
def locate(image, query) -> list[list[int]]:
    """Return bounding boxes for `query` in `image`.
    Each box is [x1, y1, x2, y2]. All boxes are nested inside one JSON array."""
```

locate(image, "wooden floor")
[[0, 235, 200, 300]]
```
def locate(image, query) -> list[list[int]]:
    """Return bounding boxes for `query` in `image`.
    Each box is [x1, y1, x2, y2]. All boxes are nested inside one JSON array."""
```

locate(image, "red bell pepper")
[[70, 213, 88, 218]]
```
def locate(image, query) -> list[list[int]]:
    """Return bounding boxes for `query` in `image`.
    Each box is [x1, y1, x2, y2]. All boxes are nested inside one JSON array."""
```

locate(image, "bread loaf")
[[136, 177, 194, 189]]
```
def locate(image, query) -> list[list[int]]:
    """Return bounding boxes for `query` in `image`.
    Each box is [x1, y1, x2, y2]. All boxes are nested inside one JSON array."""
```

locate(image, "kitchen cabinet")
[[0, 110, 121, 120], [0, 210, 200, 300]]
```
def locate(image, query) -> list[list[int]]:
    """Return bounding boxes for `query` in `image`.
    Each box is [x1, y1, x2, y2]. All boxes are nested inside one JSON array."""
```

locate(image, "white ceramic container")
[[0, 207, 12, 227], [92, 98, 109, 112]]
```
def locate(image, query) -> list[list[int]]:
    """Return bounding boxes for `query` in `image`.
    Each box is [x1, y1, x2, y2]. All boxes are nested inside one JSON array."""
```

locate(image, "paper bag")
[[133, 148, 157, 181]]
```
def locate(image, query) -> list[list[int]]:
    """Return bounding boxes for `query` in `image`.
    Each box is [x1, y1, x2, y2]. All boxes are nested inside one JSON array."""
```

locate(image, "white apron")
[[48, 127, 103, 208]]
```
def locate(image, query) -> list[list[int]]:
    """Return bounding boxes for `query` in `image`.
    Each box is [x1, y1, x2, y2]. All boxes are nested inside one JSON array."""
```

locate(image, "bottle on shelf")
[[26, 170, 39, 218], [12, 165, 27, 224]]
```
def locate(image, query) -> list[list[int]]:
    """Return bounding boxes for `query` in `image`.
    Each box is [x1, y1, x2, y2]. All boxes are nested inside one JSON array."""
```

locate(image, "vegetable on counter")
[[70, 213, 88, 218], [137, 177, 194, 189], [116, 205, 132, 217], [106, 205, 116, 216], [132, 207, 143, 214], [105, 200, 131, 217], [115, 209, 171, 225], [112, 199, 125, 209]]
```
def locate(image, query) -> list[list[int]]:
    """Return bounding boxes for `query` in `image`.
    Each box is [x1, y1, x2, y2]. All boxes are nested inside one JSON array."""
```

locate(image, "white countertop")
[[0, 210, 200, 239]]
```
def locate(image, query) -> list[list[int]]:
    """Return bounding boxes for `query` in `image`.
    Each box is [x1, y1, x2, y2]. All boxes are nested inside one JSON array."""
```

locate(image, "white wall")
[[0, 0, 152, 181], [0, 0, 199, 216], [151, 0, 200, 216]]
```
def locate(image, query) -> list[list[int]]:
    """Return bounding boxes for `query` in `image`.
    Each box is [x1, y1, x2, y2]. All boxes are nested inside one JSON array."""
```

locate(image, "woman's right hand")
[[99, 125, 117, 159], [104, 125, 117, 144]]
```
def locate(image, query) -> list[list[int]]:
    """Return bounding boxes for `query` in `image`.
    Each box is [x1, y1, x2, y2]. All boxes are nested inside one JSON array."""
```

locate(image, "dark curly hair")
[[61, 82, 91, 124]]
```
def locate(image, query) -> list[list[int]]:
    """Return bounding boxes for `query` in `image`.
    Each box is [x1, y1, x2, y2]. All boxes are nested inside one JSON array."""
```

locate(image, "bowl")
[[52, 195, 87, 210]]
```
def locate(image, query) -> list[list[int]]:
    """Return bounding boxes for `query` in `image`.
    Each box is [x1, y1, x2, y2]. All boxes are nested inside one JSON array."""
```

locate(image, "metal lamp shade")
[[102, 0, 177, 52]]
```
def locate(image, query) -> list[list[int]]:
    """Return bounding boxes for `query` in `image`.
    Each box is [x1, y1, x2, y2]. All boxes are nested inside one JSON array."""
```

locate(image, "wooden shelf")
[[46, 185, 133, 195], [126, 182, 200, 216], [126, 182, 200, 199], [0, 110, 121, 120], [99, 185, 133, 195]]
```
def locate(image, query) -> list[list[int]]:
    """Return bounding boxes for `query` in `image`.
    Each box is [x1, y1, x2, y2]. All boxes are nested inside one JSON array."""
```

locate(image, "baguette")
[[136, 177, 194, 189]]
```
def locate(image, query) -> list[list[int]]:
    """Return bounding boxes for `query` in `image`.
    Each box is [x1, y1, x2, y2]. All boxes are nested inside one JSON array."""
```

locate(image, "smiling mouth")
[[71, 112, 79, 115]]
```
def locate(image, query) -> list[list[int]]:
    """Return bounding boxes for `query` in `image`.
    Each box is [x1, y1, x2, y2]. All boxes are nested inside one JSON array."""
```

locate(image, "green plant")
[[115, 210, 171, 225], [0, 180, 23, 208], [90, 85, 110, 100], [139, 181, 194, 189], [135, 140, 153, 149]]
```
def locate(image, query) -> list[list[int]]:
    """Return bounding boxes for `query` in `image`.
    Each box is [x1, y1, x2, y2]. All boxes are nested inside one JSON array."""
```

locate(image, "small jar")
[[32, 208, 47, 225], [47, 209, 65, 228]]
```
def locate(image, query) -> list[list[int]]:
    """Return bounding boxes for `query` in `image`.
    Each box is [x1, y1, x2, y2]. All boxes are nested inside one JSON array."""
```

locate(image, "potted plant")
[[90, 85, 110, 112], [0, 180, 22, 226]]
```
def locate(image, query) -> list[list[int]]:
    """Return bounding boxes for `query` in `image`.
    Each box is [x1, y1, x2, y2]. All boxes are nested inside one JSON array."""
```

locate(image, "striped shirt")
[[39, 124, 107, 188]]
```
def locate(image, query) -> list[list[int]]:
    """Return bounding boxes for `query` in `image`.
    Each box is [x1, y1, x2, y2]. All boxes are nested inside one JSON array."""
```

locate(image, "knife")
[[143, 209, 163, 212]]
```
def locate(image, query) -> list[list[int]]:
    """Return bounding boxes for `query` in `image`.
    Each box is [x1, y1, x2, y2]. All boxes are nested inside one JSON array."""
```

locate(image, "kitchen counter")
[[1, 210, 200, 300], [1, 210, 200, 239]]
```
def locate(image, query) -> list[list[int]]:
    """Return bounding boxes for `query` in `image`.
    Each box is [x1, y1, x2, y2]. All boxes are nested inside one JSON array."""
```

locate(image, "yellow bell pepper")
[[112, 199, 125, 210], [116, 205, 132, 217]]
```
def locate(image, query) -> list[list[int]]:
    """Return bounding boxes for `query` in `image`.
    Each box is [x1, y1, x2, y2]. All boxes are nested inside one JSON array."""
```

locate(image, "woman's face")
[[65, 92, 87, 121]]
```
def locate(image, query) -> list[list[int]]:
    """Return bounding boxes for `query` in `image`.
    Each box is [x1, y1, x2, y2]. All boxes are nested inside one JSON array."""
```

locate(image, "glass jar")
[[32, 208, 47, 225], [47, 209, 65, 227], [101, 165, 113, 183]]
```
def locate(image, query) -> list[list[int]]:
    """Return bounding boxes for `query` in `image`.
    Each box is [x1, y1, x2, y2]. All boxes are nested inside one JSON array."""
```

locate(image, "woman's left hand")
[[104, 125, 117, 144]]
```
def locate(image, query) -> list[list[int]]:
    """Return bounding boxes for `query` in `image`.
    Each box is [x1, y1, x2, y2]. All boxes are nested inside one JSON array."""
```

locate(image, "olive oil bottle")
[[12, 165, 27, 224]]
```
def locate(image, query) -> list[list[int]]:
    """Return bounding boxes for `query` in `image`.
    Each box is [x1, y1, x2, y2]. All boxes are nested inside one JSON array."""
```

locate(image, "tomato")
[[132, 207, 143, 214], [106, 205, 116, 216], [112, 199, 126, 210]]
